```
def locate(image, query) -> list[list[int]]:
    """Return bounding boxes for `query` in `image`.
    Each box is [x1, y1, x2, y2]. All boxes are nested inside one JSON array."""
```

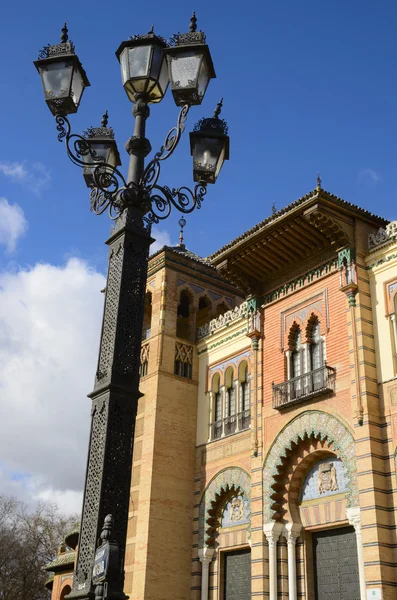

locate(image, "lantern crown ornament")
[[115, 27, 169, 104], [190, 98, 230, 184], [81, 111, 121, 189], [34, 23, 90, 116], [164, 13, 216, 107]]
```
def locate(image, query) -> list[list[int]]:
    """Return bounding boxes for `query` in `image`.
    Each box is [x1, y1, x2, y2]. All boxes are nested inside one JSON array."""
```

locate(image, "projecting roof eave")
[[208, 188, 387, 264], [205, 188, 388, 295], [44, 551, 75, 573]]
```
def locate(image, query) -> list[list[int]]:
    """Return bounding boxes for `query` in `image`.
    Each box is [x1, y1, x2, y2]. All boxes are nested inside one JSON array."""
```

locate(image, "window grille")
[[174, 342, 193, 379]]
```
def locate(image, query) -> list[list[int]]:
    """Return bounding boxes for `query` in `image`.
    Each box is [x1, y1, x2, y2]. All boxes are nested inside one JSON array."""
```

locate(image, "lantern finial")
[[214, 98, 223, 119], [190, 12, 197, 32], [61, 23, 68, 44], [101, 110, 109, 127], [178, 217, 187, 246]]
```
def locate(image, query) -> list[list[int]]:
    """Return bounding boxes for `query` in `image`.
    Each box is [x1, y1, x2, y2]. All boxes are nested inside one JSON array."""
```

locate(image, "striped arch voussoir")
[[198, 467, 251, 548], [262, 411, 358, 522]]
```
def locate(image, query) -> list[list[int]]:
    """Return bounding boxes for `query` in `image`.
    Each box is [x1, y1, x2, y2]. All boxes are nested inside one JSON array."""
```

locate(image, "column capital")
[[346, 506, 361, 532], [283, 522, 302, 544], [198, 547, 215, 565], [263, 521, 284, 546]]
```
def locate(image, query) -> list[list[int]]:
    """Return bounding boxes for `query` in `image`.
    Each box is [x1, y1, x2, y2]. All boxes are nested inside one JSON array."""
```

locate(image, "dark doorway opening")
[[223, 548, 251, 600], [313, 526, 360, 600]]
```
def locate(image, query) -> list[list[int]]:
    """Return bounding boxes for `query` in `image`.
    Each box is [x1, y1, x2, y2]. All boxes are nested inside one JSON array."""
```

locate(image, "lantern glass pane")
[[40, 60, 73, 98], [71, 64, 85, 107], [120, 49, 129, 84], [128, 45, 151, 79], [169, 50, 200, 88], [158, 57, 169, 95], [197, 58, 210, 101], [81, 142, 109, 166], [150, 45, 162, 80], [195, 137, 223, 171]]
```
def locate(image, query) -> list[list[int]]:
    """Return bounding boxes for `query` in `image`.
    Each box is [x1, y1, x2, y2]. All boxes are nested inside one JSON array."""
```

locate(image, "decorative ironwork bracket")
[[54, 104, 206, 224]]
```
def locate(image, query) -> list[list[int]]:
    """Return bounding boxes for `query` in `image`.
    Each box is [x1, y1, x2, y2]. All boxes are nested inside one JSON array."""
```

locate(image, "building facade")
[[47, 185, 397, 600]]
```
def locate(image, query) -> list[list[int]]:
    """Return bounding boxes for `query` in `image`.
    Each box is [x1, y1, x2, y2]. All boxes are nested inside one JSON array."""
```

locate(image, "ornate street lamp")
[[34, 16, 229, 600]]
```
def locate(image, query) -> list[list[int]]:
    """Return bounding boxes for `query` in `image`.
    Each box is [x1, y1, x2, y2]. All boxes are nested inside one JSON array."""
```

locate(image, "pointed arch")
[[198, 467, 251, 547], [287, 319, 303, 351], [262, 410, 358, 522]]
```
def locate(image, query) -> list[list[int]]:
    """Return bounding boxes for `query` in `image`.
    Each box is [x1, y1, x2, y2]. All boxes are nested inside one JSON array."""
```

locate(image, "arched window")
[[291, 328, 304, 378], [239, 362, 250, 431], [290, 327, 304, 398], [225, 367, 236, 435], [196, 295, 212, 329], [211, 374, 222, 440], [142, 291, 152, 340], [61, 586, 72, 600], [176, 289, 193, 340], [309, 320, 323, 371], [216, 302, 229, 317]]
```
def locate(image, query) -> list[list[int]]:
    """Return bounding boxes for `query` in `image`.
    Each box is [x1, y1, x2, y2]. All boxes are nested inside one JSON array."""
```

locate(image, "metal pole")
[[67, 96, 152, 600]]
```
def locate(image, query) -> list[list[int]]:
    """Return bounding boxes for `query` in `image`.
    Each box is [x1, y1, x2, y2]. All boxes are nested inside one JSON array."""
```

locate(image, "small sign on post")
[[92, 542, 110, 585]]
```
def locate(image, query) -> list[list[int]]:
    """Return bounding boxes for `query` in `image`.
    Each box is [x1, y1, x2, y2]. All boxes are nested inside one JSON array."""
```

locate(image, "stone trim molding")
[[198, 467, 251, 547], [262, 411, 358, 521]]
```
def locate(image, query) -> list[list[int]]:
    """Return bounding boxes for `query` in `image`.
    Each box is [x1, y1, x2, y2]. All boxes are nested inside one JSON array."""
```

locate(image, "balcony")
[[272, 365, 336, 410], [209, 410, 251, 441]]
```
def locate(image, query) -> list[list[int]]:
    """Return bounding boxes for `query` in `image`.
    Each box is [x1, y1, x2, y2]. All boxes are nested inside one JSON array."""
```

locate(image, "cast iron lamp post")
[[34, 14, 229, 600]]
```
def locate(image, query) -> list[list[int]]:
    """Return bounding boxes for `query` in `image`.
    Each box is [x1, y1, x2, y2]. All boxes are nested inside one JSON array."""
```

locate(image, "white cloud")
[[0, 198, 28, 253], [358, 168, 381, 185], [0, 161, 51, 196], [150, 227, 171, 254], [0, 258, 106, 515]]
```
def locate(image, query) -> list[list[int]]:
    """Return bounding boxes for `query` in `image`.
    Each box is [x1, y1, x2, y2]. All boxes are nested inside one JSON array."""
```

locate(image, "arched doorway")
[[198, 467, 251, 600], [60, 585, 71, 600], [262, 411, 363, 600]]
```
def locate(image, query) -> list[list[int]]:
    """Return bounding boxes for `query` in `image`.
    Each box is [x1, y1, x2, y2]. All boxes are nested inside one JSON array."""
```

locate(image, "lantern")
[[115, 28, 169, 103], [164, 13, 215, 106], [190, 99, 229, 184], [34, 24, 90, 116], [81, 112, 121, 189]]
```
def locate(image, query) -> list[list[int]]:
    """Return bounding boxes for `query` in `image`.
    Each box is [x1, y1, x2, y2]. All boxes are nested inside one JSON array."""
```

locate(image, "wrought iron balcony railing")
[[209, 410, 251, 441], [272, 365, 336, 410]]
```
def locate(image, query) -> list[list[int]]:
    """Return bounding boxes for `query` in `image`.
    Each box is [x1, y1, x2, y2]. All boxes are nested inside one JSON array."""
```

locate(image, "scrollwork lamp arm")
[[141, 104, 190, 191], [144, 182, 206, 226]]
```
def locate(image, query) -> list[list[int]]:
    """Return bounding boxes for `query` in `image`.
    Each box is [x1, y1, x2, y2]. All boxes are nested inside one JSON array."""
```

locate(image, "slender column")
[[391, 314, 397, 370], [198, 548, 214, 600], [234, 379, 240, 432], [263, 522, 284, 600], [347, 507, 366, 600], [208, 391, 214, 441], [220, 385, 226, 437], [247, 330, 260, 455], [284, 523, 301, 600]]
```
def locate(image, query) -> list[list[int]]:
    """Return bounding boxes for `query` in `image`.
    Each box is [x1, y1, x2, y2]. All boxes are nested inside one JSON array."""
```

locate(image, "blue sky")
[[0, 0, 396, 269], [0, 1, 396, 511]]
